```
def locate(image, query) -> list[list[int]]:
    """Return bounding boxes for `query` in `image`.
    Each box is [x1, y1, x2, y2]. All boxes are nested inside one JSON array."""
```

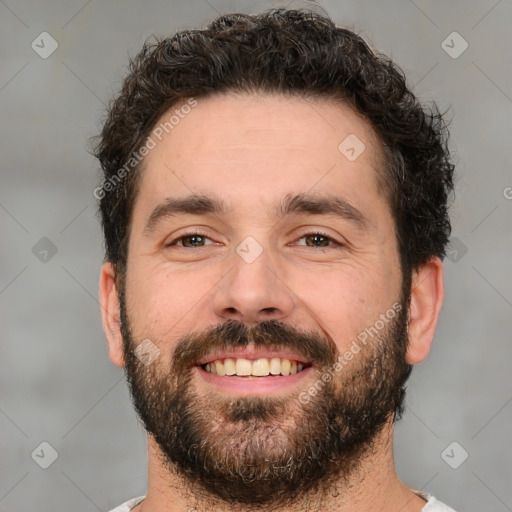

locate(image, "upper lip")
[[196, 345, 311, 366]]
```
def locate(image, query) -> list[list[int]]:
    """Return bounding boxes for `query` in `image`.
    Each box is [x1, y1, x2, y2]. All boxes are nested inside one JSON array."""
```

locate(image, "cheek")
[[290, 263, 399, 351], [125, 263, 217, 340]]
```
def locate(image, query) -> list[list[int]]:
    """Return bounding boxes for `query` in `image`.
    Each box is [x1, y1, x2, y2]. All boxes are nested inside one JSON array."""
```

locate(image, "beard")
[[119, 294, 412, 509]]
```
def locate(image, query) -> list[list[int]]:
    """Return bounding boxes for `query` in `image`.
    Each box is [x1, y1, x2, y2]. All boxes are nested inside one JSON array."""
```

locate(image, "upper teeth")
[[204, 357, 305, 377]]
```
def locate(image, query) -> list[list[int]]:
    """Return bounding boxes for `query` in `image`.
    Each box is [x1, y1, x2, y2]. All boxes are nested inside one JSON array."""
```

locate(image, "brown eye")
[[304, 234, 331, 247], [166, 233, 214, 248], [295, 232, 339, 248], [180, 234, 207, 247]]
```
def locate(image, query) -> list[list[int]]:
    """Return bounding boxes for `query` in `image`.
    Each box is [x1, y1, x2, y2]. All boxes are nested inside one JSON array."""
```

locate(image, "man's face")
[[119, 93, 410, 506]]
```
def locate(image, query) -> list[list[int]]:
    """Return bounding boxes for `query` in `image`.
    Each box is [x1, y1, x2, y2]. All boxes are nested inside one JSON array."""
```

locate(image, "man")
[[94, 8, 457, 512]]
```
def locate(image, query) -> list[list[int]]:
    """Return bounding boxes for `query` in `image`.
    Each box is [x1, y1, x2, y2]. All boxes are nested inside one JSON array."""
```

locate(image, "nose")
[[212, 245, 295, 325]]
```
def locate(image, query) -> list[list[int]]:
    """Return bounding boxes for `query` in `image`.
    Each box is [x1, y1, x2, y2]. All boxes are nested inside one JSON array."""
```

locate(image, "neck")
[[133, 422, 427, 512]]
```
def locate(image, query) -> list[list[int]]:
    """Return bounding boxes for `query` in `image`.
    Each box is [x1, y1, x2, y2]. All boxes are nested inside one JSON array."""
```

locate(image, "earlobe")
[[99, 262, 126, 368], [405, 257, 444, 365]]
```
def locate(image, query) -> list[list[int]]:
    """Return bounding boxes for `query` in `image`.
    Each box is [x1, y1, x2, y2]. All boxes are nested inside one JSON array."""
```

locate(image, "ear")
[[99, 262, 125, 368], [405, 256, 444, 365]]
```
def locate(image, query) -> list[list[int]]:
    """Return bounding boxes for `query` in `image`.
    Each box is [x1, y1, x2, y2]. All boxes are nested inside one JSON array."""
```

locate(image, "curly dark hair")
[[91, 8, 454, 290]]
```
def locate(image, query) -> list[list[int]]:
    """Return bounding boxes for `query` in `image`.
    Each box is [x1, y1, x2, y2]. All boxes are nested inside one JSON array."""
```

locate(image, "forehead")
[[133, 92, 386, 220]]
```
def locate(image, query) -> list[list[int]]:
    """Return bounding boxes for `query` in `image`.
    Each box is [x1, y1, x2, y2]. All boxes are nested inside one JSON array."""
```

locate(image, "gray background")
[[1, 1, 511, 511]]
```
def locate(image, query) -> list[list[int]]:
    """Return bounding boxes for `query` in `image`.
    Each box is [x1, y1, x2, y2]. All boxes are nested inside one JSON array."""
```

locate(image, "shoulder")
[[107, 495, 146, 512], [416, 490, 459, 512]]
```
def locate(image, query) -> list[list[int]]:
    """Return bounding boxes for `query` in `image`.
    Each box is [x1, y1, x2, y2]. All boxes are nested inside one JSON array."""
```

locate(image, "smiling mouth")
[[198, 356, 313, 377]]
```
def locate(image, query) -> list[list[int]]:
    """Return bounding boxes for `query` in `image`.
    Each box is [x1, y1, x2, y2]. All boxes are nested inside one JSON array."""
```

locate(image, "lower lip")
[[196, 365, 314, 395]]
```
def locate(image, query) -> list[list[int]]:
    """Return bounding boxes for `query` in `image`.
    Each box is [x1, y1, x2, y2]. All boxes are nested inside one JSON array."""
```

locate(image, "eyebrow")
[[274, 192, 368, 230], [142, 192, 368, 236]]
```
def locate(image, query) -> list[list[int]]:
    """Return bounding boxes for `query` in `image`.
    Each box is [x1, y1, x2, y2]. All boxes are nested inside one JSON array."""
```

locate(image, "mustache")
[[171, 319, 337, 370]]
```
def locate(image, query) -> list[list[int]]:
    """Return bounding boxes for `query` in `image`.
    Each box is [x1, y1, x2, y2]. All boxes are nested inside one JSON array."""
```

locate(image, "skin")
[[99, 92, 444, 512]]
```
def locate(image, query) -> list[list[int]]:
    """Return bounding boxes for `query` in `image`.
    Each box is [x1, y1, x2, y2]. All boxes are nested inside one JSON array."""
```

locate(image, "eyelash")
[[165, 230, 342, 249]]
